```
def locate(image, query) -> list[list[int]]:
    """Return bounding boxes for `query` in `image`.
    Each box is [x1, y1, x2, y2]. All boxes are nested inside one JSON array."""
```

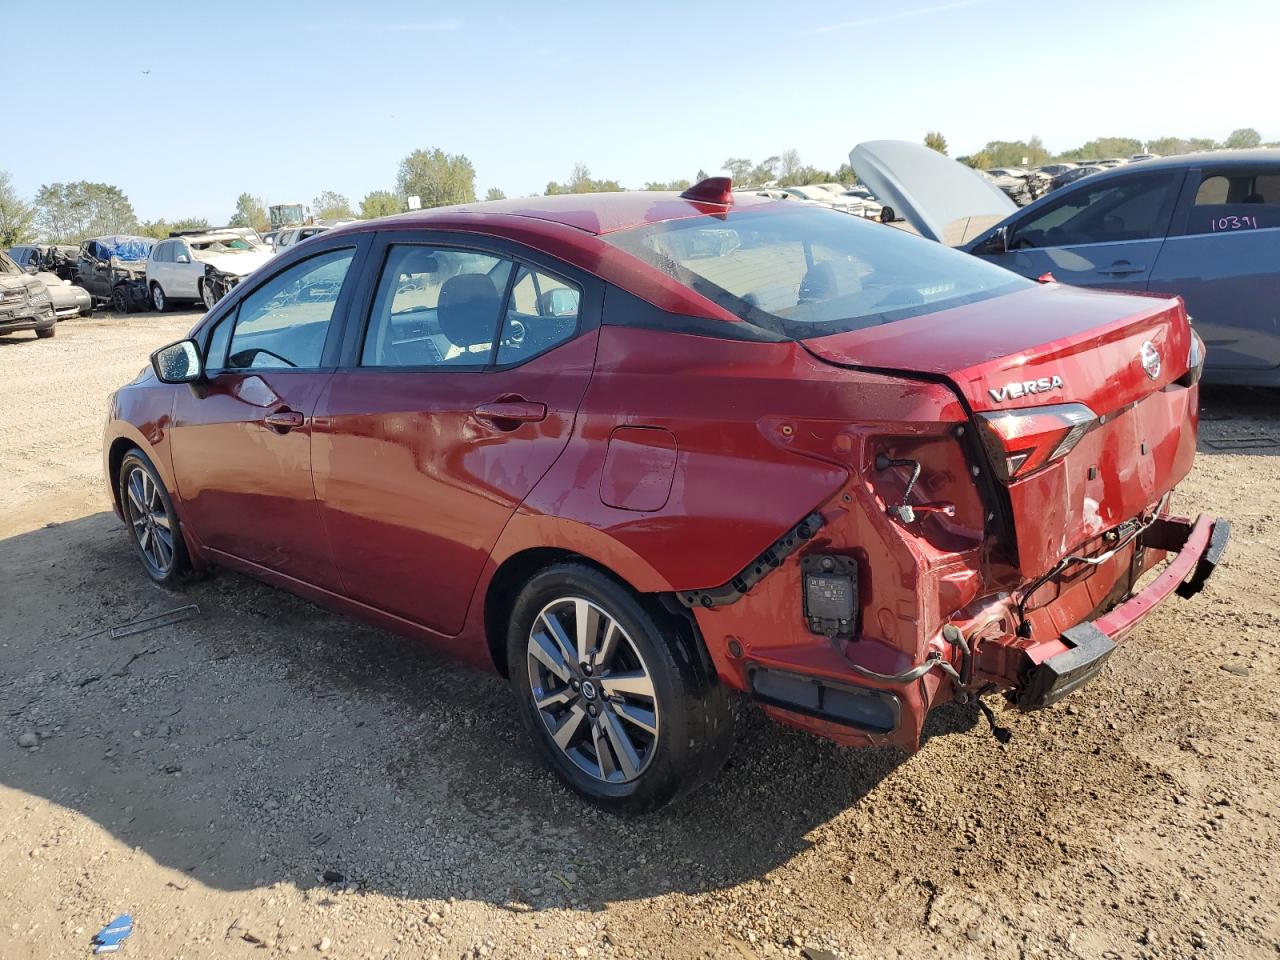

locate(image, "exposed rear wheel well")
[[483, 548, 717, 685]]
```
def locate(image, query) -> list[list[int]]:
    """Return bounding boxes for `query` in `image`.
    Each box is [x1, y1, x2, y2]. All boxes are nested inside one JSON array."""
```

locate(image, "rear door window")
[[1184, 170, 1280, 235], [496, 266, 581, 365], [361, 245, 514, 368]]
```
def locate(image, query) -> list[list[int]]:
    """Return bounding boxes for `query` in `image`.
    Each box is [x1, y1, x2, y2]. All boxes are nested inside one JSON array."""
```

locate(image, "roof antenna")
[[680, 177, 734, 205]]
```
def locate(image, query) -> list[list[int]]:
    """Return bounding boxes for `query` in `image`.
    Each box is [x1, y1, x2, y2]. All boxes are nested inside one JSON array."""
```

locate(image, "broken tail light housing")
[[976, 402, 1097, 482]]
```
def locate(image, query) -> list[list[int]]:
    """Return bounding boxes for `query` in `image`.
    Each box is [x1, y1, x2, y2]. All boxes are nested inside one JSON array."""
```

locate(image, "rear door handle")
[[473, 399, 547, 426], [264, 409, 305, 432], [1098, 261, 1146, 276]]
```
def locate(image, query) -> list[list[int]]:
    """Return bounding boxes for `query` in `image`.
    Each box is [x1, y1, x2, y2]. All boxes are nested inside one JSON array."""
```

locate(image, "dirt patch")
[[2, 318, 1278, 959]]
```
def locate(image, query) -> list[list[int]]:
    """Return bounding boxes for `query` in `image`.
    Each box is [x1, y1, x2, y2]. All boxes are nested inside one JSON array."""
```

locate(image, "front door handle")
[[1098, 261, 1146, 276], [264, 409, 305, 432], [473, 399, 547, 427]]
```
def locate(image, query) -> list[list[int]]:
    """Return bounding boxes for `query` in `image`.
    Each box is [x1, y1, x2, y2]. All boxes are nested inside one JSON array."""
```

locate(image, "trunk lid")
[[850, 140, 1016, 245], [805, 283, 1199, 577]]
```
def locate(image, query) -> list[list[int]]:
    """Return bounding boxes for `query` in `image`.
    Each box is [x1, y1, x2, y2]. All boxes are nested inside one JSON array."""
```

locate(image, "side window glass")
[[205, 312, 233, 369], [497, 266, 582, 364], [1186, 171, 1280, 235], [361, 245, 513, 367], [226, 248, 354, 370], [1011, 175, 1179, 248]]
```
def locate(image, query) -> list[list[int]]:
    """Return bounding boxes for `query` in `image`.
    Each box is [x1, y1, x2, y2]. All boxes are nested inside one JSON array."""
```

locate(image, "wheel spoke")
[[610, 699, 658, 736], [534, 687, 572, 710], [600, 670, 655, 701], [137, 526, 150, 551], [151, 510, 171, 530], [127, 473, 145, 512], [591, 720, 616, 780], [529, 626, 573, 683], [153, 526, 173, 566], [539, 613, 579, 677], [551, 704, 587, 751], [573, 598, 601, 666], [593, 620, 620, 670], [599, 709, 641, 780]]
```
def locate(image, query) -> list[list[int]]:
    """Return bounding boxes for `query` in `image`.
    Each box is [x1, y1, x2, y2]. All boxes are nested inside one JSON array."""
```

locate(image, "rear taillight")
[[976, 403, 1097, 482], [1176, 330, 1205, 387]]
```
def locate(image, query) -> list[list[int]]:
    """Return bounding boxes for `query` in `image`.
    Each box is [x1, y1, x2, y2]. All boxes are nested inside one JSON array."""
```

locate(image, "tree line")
[[1, 128, 1273, 246]]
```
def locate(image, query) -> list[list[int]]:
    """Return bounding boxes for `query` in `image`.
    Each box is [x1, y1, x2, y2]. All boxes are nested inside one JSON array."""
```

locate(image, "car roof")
[[1055, 148, 1280, 188], [340, 189, 776, 238]]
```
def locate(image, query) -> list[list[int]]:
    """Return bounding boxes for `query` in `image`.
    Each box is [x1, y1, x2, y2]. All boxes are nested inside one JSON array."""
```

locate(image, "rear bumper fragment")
[[1017, 514, 1229, 710]]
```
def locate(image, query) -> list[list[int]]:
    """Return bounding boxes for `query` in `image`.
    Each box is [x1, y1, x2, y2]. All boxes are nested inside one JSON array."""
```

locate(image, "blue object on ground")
[[92, 915, 133, 954]]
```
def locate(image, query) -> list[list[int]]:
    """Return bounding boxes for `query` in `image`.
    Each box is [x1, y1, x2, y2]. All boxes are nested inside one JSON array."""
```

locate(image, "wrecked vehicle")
[[146, 231, 274, 310], [5, 246, 93, 317], [0, 251, 56, 338], [77, 235, 153, 313], [8, 243, 81, 282], [853, 140, 1280, 385], [106, 181, 1226, 811]]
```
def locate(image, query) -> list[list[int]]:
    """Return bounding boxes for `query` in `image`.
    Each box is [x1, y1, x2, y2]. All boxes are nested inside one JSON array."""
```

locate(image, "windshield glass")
[[603, 206, 1030, 339], [192, 237, 254, 252], [0, 252, 20, 275]]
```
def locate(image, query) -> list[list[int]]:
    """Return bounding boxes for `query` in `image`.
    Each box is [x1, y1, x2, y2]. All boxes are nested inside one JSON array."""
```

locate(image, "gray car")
[[852, 142, 1280, 385], [0, 251, 56, 339]]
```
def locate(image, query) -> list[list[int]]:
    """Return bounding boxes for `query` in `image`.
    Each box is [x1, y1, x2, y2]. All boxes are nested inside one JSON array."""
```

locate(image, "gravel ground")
[[2, 313, 1278, 960]]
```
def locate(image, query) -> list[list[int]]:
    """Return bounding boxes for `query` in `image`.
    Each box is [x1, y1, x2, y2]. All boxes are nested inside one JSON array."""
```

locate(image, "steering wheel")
[[229, 347, 297, 369], [502, 318, 526, 349]]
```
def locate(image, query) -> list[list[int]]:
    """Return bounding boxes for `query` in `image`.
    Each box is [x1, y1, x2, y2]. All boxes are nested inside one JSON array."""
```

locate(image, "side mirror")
[[176, 254, 189, 264], [151, 339, 203, 384], [980, 225, 1009, 254]]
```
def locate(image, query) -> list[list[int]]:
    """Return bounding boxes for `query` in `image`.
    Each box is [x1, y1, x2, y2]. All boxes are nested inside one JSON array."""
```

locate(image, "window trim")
[[338, 230, 598, 374]]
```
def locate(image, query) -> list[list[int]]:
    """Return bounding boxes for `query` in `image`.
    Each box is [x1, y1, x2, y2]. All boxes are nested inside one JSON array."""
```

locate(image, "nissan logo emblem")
[[1140, 341, 1161, 380]]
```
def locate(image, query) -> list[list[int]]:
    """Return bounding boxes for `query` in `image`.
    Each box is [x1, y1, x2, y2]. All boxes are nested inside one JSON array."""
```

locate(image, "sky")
[[3, 0, 1277, 224]]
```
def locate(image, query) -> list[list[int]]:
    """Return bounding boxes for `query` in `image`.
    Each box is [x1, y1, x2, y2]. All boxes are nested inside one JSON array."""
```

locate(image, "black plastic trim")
[[748, 665, 900, 734], [1017, 622, 1116, 711], [1176, 519, 1230, 599], [677, 512, 824, 609]]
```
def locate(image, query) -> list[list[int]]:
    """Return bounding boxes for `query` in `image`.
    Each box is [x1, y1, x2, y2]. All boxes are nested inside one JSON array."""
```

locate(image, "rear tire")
[[151, 283, 167, 312], [507, 563, 734, 813], [118, 449, 190, 586], [111, 286, 129, 314]]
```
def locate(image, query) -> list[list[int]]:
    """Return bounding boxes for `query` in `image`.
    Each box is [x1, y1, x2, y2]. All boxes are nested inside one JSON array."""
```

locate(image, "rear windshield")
[[603, 206, 1029, 339]]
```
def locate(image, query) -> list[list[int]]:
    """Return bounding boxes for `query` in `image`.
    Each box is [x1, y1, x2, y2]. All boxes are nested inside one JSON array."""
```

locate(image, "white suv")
[[147, 232, 274, 310]]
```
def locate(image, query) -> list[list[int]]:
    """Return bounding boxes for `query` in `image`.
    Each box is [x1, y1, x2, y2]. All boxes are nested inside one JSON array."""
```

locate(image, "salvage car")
[[8, 243, 81, 282], [853, 141, 1280, 385], [104, 181, 1227, 811], [147, 231, 274, 310], [273, 224, 330, 251], [0, 251, 56, 338], [5, 247, 92, 317], [77, 235, 153, 313]]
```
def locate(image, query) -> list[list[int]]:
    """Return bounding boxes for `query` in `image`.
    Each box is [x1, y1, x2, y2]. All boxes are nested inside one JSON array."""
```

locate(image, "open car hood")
[[195, 249, 274, 277], [850, 140, 1017, 245]]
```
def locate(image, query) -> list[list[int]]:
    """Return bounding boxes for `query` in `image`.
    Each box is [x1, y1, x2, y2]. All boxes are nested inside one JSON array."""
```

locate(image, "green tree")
[[313, 190, 354, 220], [924, 131, 948, 155], [396, 147, 476, 208], [545, 163, 623, 195], [229, 193, 269, 232], [484, 187, 507, 201], [695, 168, 709, 181], [982, 136, 1051, 168], [1057, 136, 1143, 161], [642, 178, 691, 191], [834, 162, 858, 184], [778, 149, 803, 181], [1224, 127, 1261, 149], [722, 158, 754, 184], [957, 152, 994, 170], [1187, 137, 1218, 152], [749, 155, 781, 185], [0, 170, 35, 246], [138, 219, 171, 239], [34, 181, 137, 242], [359, 190, 402, 218], [172, 217, 211, 233]]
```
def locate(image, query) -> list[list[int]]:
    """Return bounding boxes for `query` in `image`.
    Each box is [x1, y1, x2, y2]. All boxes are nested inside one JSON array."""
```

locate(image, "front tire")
[[201, 280, 218, 310], [507, 563, 734, 813], [34, 325, 55, 339], [118, 449, 190, 585]]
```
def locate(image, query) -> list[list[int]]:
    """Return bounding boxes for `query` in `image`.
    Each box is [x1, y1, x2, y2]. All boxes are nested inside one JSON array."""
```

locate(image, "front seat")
[[437, 274, 501, 350]]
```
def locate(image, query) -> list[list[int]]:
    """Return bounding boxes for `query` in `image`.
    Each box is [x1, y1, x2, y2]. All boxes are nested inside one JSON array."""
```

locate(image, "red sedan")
[[104, 179, 1228, 811]]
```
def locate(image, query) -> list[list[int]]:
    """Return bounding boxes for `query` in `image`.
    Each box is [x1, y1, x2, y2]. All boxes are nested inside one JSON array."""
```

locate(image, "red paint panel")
[[600, 427, 677, 512]]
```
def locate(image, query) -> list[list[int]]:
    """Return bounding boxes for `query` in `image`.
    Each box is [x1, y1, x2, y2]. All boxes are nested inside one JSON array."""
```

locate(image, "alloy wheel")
[[152, 284, 165, 311], [123, 465, 175, 578], [526, 597, 660, 783]]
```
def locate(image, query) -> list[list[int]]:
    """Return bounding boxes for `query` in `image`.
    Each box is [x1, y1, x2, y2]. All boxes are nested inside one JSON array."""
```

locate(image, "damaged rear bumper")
[[1015, 514, 1229, 710]]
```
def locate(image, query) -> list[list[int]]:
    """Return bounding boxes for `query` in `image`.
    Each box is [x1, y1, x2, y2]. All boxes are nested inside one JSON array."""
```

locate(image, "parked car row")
[[853, 141, 1280, 385], [734, 182, 886, 219]]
